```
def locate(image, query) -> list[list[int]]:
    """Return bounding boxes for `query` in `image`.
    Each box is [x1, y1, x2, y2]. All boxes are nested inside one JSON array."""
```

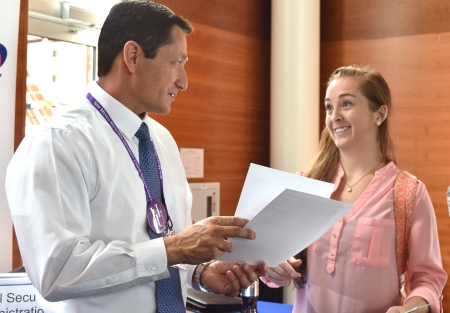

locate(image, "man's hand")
[[201, 261, 268, 296], [163, 216, 256, 266]]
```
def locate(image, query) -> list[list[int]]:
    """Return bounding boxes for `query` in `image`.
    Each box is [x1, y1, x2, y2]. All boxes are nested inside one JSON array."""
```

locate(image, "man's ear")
[[123, 41, 139, 74]]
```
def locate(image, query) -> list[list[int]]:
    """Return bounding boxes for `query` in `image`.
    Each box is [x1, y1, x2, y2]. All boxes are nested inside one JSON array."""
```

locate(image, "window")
[[26, 35, 95, 135]]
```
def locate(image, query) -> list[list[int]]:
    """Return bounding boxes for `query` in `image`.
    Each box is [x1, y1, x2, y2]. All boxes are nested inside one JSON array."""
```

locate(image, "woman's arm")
[[388, 182, 447, 313]]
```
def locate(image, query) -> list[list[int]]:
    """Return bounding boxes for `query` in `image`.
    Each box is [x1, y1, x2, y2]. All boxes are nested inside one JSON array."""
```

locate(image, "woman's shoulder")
[[391, 168, 429, 201]]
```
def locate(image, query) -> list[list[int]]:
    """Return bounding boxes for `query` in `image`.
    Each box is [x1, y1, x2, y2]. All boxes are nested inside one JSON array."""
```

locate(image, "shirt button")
[[332, 233, 337, 238], [329, 250, 335, 256], [106, 278, 112, 284]]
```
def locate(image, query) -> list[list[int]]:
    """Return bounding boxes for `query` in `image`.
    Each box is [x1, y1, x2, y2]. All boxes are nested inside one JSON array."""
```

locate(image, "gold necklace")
[[345, 160, 383, 192]]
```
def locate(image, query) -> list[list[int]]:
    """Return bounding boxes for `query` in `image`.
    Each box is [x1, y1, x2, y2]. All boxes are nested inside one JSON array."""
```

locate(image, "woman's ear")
[[377, 104, 388, 123]]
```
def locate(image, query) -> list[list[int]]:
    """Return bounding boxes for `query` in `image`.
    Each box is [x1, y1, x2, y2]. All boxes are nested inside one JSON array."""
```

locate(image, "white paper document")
[[234, 163, 335, 220], [218, 164, 354, 267]]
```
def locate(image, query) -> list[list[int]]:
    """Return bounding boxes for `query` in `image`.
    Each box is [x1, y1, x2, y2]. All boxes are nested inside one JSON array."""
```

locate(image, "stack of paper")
[[218, 164, 354, 267]]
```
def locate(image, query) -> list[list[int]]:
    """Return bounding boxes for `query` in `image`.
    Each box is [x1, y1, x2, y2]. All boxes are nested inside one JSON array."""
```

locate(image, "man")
[[6, 2, 266, 312]]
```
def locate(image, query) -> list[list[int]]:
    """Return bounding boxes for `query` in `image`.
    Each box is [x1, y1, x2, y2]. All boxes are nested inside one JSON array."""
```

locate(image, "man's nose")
[[176, 68, 188, 91]]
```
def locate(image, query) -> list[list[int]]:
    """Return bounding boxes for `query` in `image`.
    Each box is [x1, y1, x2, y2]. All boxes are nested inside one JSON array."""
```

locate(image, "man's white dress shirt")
[[6, 82, 193, 312]]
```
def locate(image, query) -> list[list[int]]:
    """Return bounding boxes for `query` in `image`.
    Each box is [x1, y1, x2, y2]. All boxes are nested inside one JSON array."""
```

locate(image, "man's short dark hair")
[[98, 1, 193, 77]]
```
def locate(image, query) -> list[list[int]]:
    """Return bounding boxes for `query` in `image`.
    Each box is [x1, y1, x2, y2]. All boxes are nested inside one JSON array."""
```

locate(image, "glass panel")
[[26, 35, 95, 135]]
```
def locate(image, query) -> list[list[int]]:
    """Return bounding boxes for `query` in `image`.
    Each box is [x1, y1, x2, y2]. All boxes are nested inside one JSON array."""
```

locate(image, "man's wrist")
[[163, 235, 182, 267], [192, 260, 215, 293]]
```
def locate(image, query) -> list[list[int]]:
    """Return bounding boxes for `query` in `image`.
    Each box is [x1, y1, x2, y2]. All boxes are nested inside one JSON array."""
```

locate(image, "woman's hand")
[[386, 297, 430, 313], [386, 307, 410, 313], [260, 257, 302, 288]]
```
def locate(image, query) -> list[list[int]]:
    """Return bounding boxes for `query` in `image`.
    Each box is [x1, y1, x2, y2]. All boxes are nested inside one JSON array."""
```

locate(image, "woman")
[[261, 66, 447, 313]]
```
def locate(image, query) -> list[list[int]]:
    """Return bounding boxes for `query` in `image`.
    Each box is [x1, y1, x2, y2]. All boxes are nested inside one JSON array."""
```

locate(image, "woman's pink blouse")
[[293, 162, 447, 313]]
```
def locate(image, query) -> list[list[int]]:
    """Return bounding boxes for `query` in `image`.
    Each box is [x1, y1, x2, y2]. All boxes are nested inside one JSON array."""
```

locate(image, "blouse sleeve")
[[404, 182, 448, 313]]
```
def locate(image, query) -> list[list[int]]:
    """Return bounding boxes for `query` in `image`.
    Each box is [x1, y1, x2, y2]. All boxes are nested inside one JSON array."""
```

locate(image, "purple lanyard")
[[86, 93, 171, 221]]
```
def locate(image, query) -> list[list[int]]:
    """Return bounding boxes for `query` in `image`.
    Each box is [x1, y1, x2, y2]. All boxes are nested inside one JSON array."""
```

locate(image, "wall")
[[150, 0, 271, 217], [11, 0, 28, 269], [320, 0, 450, 309]]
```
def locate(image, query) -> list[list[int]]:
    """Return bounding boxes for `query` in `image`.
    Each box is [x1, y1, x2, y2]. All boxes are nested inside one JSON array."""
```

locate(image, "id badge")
[[147, 200, 168, 234]]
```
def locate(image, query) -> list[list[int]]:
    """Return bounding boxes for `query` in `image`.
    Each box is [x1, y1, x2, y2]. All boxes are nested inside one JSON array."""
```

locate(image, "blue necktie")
[[135, 123, 185, 313]]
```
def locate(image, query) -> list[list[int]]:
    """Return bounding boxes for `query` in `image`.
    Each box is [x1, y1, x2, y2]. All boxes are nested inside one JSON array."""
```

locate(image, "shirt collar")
[[87, 81, 143, 139], [333, 160, 395, 191]]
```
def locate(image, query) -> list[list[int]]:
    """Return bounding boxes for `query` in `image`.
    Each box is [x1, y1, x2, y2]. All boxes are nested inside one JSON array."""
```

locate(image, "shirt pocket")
[[170, 185, 190, 231], [350, 217, 395, 266]]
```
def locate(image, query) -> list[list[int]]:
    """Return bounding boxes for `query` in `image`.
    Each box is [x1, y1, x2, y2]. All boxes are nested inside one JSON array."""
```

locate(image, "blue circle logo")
[[0, 44, 7, 67]]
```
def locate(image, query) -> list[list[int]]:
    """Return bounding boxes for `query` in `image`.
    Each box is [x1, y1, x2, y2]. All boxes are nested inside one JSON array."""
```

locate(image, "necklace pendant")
[[347, 187, 352, 192]]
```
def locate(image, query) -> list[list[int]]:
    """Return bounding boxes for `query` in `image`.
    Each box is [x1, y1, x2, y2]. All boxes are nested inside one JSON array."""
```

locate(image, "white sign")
[[0, 274, 63, 313], [0, 0, 21, 272], [180, 148, 204, 178], [0, 274, 44, 313]]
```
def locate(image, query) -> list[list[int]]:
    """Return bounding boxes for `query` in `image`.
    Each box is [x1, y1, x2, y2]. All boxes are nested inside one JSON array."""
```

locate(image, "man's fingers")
[[199, 224, 255, 241], [233, 265, 252, 290], [198, 217, 256, 239], [224, 270, 241, 296], [206, 216, 250, 227], [241, 263, 259, 283], [238, 263, 267, 278], [204, 216, 257, 238], [255, 263, 268, 276], [217, 238, 234, 253], [204, 262, 268, 297], [227, 226, 256, 239], [171, 216, 258, 264]]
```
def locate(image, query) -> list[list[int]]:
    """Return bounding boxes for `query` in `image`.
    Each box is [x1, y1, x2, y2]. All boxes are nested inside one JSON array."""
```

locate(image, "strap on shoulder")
[[393, 170, 418, 299]]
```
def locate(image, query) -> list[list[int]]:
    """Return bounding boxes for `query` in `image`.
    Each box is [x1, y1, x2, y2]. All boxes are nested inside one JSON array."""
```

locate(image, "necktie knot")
[[135, 122, 150, 142]]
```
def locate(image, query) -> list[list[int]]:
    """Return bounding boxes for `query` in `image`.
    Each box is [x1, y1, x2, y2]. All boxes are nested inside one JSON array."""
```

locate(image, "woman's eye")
[[342, 101, 351, 107], [325, 105, 332, 112]]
